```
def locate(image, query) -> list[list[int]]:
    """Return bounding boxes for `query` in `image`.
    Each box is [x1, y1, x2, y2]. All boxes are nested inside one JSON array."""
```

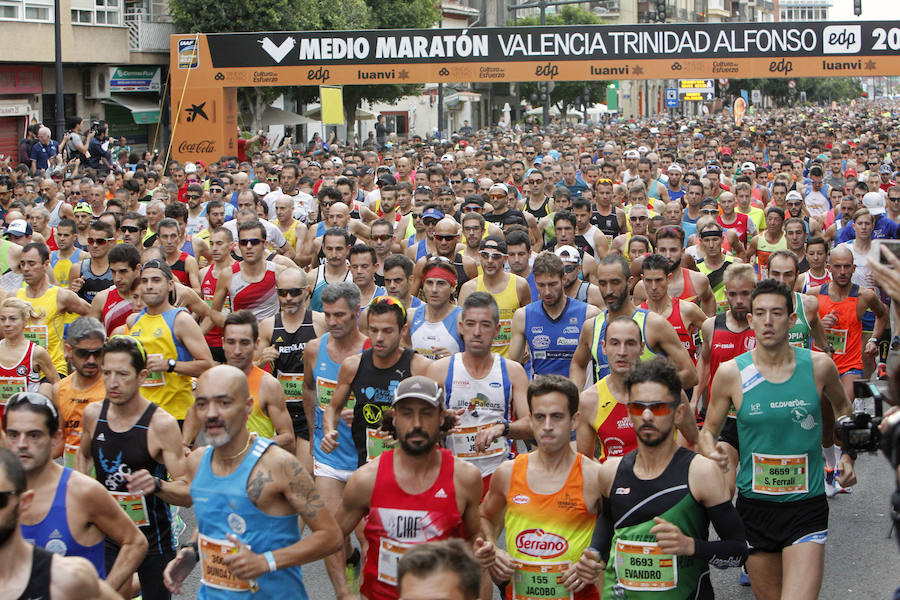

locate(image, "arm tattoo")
[[247, 467, 274, 504], [282, 458, 324, 521]]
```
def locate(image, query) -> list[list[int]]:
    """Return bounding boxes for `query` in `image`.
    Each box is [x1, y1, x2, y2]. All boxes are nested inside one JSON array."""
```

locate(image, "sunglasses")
[[450, 179, 462, 184], [267, 177, 279, 182], [371, 234, 392, 242], [434, 234, 457, 242], [73, 346, 104, 360], [320, 201, 335, 208], [7, 392, 58, 419], [0, 490, 18, 509], [209, 187, 224, 193], [87, 237, 114, 246], [120, 225, 141, 233], [277, 287, 305, 297], [185, 194, 201, 200], [239, 238, 264, 247], [479, 251, 506, 261], [626, 401, 679, 417], [564, 264, 578, 273], [423, 218, 440, 226], [700, 209, 719, 215], [462, 205, 482, 212], [528, 179, 544, 184], [629, 216, 648, 222]]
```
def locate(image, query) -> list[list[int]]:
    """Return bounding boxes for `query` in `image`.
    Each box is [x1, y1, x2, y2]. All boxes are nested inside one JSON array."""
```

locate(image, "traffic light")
[[854, 0, 862, 16], [657, 0, 667, 21]]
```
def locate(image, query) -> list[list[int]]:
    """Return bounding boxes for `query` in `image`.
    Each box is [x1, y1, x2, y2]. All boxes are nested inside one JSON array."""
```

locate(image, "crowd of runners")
[[1, 98, 899, 600]]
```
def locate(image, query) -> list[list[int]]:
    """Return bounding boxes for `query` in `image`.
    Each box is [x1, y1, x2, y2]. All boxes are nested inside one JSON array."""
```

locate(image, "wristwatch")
[[167, 358, 177, 373]]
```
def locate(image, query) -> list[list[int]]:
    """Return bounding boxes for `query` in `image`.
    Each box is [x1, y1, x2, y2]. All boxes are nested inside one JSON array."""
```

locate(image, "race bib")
[[493, 317, 513, 349], [446, 424, 506, 459], [24, 324, 48, 349], [823, 328, 847, 355], [614, 539, 677, 591], [377, 538, 413, 586], [316, 377, 354, 411], [715, 299, 729, 314], [751, 453, 808, 495], [198, 534, 252, 592], [110, 491, 150, 527], [63, 442, 79, 469], [278, 373, 303, 403], [203, 293, 231, 313], [512, 559, 573, 600], [144, 353, 165, 387], [0, 376, 26, 401], [366, 428, 396, 462]]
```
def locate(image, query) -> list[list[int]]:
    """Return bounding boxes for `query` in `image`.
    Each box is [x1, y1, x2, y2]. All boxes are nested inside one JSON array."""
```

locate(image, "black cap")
[[359, 166, 375, 175], [377, 174, 397, 186], [438, 186, 454, 196], [480, 235, 507, 253], [208, 177, 225, 188], [341, 167, 358, 177], [501, 210, 528, 227]]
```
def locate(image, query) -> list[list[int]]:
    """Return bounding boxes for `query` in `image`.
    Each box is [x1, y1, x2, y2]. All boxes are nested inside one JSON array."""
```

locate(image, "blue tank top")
[[524, 297, 588, 377], [78, 259, 113, 303], [414, 238, 428, 261], [410, 305, 463, 359], [20, 467, 106, 578], [525, 272, 539, 301], [192, 436, 306, 599], [312, 333, 359, 471]]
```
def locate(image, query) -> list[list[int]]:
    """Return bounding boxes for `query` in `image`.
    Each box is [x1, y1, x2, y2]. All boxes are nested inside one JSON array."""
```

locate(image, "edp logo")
[[823, 25, 861, 54]]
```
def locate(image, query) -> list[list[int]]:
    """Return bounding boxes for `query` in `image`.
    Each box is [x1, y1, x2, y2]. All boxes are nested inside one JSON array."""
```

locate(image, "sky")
[[830, 1, 900, 20]]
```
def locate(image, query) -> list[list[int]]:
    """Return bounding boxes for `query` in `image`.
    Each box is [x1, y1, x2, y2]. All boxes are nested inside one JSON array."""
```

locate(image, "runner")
[[479, 374, 603, 600], [69, 219, 115, 304], [569, 254, 697, 390], [308, 228, 354, 313], [156, 218, 201, 293], [49, 218, 84, 287], [78, 336, 192, 600], [694, 218, 740, 313], [766, 250, 829, 351], [426, 292, 530, 497], [257, 267, 326, 471], [0, 297, 58, 411], [89, 243, 141, 336], [381, 253, 423, 312], [161, 365, 343, 599], [409, 256, 464, 360], [555, 244, 604, 307], [323, 295, 431, 467], [302, 281, 368, 600], [458, 236, 531, 358], [5, 392, 147, 593], [127, 258, 213, 422], [0, 447, 122, 600], [411, 216, 478, 296], [509, 251, 600, 374], [17, 242, 91, 377], [798, 237, 832, 293], [745, 206, 787, 280], [332, 375, 487, 600], [198, 227, 239, 363], [700, 279, 856, 600], [573, 358, 748, 599]]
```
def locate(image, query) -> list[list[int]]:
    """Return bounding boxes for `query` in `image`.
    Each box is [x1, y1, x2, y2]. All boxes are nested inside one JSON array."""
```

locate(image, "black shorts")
[[736, 493, 829, 554], [718, 416, 739, 451], [287, 401, 310, 440]]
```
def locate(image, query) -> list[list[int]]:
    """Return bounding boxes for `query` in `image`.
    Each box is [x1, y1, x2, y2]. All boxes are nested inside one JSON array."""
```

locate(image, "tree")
[[508, 6, 610, 121], [727, 77, 863, 106]]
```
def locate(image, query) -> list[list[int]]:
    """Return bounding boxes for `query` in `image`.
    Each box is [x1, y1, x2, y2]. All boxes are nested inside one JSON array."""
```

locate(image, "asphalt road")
[[171, 449, 899, 600]]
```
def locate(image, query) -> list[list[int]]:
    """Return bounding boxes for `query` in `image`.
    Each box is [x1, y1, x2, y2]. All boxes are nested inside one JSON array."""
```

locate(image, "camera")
[[838, 380, 886, 453]]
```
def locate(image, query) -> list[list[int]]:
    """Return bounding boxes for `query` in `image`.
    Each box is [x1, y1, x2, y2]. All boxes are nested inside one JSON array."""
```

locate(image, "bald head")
[[435, 217, 460, 236], [829, 245, 853, 264], [329, 202, 350, 218], [197, 364, 249, 401], [277, 266, 307, 289]]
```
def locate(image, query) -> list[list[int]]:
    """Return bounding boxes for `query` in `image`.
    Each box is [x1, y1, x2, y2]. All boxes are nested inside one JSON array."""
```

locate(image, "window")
[[0, 4, 17, 18], [24, 4, 49, 19], [71, 8, 91, 22], [0, 0, 51, 21]]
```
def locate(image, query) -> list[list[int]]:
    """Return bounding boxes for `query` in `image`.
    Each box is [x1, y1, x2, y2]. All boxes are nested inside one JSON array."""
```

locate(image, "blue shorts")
[[840, 368, 864, 378]]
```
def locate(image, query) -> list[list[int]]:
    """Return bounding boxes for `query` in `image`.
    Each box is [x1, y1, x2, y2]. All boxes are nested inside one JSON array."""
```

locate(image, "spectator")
[[29, 126, 59, 174]]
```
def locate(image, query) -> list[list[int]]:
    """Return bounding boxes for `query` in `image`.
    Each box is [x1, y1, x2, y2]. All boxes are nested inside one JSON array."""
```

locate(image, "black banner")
[[205, 21, 898, 68]]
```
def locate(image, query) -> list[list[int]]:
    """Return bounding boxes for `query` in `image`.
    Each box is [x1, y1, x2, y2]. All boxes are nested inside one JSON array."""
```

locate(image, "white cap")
[[863, 191, 886, 216], [667, 163, 683, 174], [252, 182, 271, 196], [638, 145, 650, 155], [489, 182, 508, 195], [786, 190, 803, 202], [184, 162, 197, 174], [554, 245, 581, 263], [330, 157, 343, 167], [741, 161, 756, 172], [624, 149, 639, 159], [441, 153, 455, 162]]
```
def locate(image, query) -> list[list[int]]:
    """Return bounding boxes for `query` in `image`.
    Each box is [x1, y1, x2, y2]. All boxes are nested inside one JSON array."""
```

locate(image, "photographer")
[[86, 122, 111, 176], [64, 117, 92, 164]]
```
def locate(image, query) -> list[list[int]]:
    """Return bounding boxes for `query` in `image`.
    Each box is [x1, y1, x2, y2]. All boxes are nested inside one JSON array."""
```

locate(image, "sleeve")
[[588, 499, 615, 563], [691, 500, 748, 568]]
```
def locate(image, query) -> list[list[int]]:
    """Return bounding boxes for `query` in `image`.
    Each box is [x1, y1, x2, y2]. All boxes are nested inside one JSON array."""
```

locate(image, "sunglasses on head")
[[7, 392, 58, 419], [277, 287, 305, 297], [626, 401, 679, 417]]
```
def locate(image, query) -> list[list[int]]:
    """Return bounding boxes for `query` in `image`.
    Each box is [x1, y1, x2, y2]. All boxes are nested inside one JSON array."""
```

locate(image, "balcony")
[[124, 8, 172, 53]]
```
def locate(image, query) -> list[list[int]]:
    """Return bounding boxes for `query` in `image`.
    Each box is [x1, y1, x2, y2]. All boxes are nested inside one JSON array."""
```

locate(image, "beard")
[[637, 424, 673, 447], [398, 428, 438, 456], [0, 508, 18, 546]]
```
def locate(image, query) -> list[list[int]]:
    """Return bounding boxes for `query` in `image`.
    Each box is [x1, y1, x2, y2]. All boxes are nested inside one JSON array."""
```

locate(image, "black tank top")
[[350, 347, 415, 467], [15, 546, 52, 600], [78, 259, 113, 303], [525, 196, 551, 219], [592, 210, 620, 238], [608, 446, 697, 526], [271, 309, 317, 377], [91, 400, 173, 554]]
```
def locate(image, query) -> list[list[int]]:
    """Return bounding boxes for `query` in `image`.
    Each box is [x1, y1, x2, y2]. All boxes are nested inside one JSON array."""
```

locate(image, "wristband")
[[868, 337, 878, 344], [179, 541, 198, 555], [153, 476, 163, 493], [264, 550, 277, 572], [501, 421, 510, 438]]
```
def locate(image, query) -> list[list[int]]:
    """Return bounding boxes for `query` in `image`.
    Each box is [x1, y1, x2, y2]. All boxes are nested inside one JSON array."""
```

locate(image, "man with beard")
[[90, 244, 141, 336], [0, 448, 122, 600], [410, 217, 478, 297], [302, 282, 368, 600], [78, 336, 192, 600], [323, 295, 431, 467], [700, 280, 854, 600], [479, 374, 604, 600], [5, 392, 147, 593], [126, 259, 213, 422], [510, 251, 600, 374], [184, 183, 206, 238], [333, 375, 487, 600], [633, 227, 716, 316], [458, 237, 531, 358], [692, 262, 758, 496], [666, 163, 686, 202], [569, 255, 697, 391], [572, 358, 747, 598], [257, 268, 326, 471], [161, 365, 342, 599]]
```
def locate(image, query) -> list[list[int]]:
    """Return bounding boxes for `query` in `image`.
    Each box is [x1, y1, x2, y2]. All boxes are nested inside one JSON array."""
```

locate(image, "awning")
[[259, 106, 314, 127], [103, 94, 160, 124]]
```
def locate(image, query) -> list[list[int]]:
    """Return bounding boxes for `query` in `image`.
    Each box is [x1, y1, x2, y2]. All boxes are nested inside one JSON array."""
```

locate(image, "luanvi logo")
[[259, 37, 296, 63], [184, 102, 208, 122]]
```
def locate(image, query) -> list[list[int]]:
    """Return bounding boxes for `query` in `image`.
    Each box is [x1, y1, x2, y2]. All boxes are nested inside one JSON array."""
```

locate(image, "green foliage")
[[510, 6, 608, 118], [728, 77, 863, 106]]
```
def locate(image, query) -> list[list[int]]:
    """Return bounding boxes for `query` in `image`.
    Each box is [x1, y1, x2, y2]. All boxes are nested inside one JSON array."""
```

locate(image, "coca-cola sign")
[[178, 140, 216, 154]]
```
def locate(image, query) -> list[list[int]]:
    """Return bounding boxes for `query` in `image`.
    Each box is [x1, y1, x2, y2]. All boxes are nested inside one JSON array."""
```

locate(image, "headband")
[[423, 266, 457, 287], [699, 229, 723, 238]]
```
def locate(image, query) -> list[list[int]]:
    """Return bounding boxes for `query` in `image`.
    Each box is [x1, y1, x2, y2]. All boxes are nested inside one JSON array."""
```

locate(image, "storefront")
[[0, 66, 42, 162], [102, 66, 162, 151]]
